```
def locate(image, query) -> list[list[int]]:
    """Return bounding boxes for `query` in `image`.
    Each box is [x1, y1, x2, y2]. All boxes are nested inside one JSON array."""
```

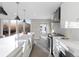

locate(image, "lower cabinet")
[[53, 38, 68, 57], [53, 38, 74, 57]]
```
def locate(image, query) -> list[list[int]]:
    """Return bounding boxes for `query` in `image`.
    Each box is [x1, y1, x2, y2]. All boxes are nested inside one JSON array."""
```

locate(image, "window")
[[3, 20, 9, 36], [18, 20, 23, 33], [26, 19, 31, 24], [40, 24, 47, 34], [10, 20, 16, 35], [0, 19, 31, 37], [23, 19, 31, 34]]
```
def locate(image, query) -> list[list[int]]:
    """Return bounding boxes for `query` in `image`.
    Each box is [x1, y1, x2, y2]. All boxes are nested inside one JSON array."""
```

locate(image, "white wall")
[[61, 2, 79, 40], [52, 23, 65, 35], [61, 2, 79, 28], [31, 19, 50, 39]]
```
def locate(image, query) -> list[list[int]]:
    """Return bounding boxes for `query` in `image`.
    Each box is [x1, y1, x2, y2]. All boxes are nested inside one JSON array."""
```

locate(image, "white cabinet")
[[61, 2, 79, 28], [53, 37, 68, 57], [53, 7, 61, 23], [61, 2, 79, 41]]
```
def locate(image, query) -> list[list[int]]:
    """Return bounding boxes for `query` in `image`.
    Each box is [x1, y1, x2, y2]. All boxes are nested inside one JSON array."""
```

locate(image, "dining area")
[[0, 19, 34, 57]]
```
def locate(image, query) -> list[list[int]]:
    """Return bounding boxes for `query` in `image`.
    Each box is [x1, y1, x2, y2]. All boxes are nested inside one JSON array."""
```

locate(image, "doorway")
[[40, 24, 47, 40]]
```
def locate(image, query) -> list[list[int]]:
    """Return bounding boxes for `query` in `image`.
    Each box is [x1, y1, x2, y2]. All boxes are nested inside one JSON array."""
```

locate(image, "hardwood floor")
[[29, 44, 48, 57], [29, 39, 54, 57]]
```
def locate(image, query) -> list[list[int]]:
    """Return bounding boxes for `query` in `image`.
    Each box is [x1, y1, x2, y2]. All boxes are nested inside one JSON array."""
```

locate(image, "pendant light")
[[23, 19, 26, 22], [0, 2, 8, 15], [23, 9, 26, 23], [23, 9, 26, 33], [15, 2, 20, 20]]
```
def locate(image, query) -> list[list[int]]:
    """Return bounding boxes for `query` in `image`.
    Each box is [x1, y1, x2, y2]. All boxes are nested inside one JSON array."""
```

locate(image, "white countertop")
[[0, 33, 34, 57], [0, 34, 17, 57], [53, 36, 79, 57], [59, 39, 79, 57]]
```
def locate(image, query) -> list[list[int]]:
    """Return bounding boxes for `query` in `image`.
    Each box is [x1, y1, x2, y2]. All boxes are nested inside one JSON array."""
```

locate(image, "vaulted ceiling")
[[0, 2, 61, 20]]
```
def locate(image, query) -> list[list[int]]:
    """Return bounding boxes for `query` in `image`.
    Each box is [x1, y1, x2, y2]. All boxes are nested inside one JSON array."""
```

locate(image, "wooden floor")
[[29, 39, 53, 57], [29, 44, 49, 57]]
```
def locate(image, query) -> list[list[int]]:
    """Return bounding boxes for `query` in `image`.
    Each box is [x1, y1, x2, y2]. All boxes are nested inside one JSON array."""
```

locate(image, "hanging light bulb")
[[22, 9, 26, 33], [0, 2, 8, 15], [23, 19, 26, 22], [23, 9, 26, 23], [15, 2, 20, 20], [15, 16, 20, 20]]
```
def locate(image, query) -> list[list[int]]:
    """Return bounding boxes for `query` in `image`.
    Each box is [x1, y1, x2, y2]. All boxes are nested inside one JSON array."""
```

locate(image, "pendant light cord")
[[17, 4, 18, 16], [23, 9, 26, 22], [16, 2, 19, 16]]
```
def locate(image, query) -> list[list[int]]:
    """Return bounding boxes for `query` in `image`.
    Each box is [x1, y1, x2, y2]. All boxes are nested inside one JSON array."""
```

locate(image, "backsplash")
[[64, 29, 79, 40]]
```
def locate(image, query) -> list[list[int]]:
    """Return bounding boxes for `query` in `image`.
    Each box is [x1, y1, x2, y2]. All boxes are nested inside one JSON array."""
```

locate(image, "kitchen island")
[[0, 34, 17, 57], [0, 32, 34, 57]]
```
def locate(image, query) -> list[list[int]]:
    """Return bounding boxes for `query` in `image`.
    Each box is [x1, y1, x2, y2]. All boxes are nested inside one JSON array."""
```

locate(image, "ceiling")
[[0, 2, 61, 20]]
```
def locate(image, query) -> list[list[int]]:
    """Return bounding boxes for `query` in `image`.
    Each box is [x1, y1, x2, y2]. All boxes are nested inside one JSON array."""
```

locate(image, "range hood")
[[52, 7, 61, 23], [0, 6, 8, 15]]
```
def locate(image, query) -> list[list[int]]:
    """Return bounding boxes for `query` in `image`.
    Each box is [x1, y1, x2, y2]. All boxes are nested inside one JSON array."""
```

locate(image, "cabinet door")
[[61, 3, 79, 28], [53, 7, 60, 23]]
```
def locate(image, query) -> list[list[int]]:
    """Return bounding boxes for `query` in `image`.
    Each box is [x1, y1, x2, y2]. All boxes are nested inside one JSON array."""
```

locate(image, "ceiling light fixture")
[[15, 2, 20, 20], [23, 9, 26, 23]]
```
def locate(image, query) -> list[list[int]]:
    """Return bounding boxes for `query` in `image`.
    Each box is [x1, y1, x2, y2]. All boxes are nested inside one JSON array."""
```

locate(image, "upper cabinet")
[[52, 7, 61, 23], [61, 2, 79, 28]]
